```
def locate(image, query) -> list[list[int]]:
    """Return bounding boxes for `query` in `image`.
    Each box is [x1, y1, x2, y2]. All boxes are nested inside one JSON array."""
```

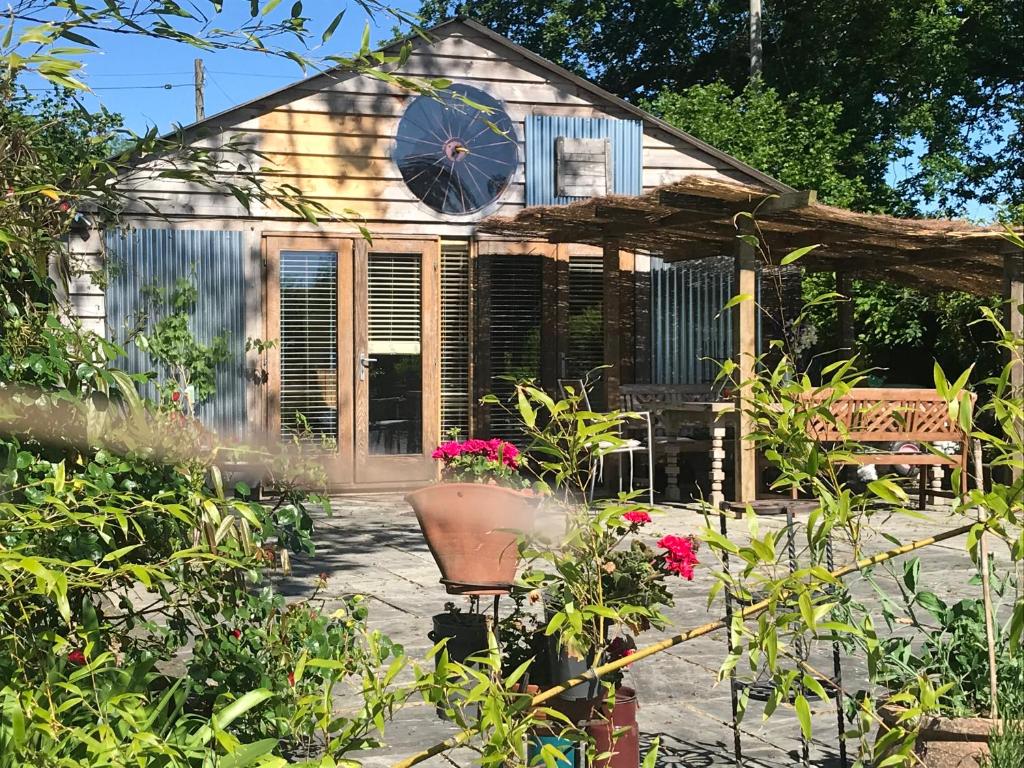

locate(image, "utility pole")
[[194, 58, 205, 121], [749, 0, 763, 78]]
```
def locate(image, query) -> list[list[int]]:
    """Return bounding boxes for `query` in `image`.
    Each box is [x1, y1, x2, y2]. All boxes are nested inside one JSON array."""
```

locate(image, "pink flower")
[[657, 535, 699, 580], [623, 510, 652, 526]]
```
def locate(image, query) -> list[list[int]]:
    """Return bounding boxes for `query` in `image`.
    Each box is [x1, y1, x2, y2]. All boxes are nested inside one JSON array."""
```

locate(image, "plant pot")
[[586, 686, 640, 768], [880, 704, 996, 767], [547, 635, 602, 702], [528, 728, 579, 768], [406, 483, 538, 595], [428, 611, 490, 664]]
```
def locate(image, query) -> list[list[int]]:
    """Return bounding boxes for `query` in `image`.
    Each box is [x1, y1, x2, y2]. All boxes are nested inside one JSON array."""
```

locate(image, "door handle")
[[359, 353, 377, 380]]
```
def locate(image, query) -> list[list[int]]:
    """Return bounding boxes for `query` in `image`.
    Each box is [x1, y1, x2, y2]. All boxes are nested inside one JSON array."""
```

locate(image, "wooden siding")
[[115, 23, 762, 235]]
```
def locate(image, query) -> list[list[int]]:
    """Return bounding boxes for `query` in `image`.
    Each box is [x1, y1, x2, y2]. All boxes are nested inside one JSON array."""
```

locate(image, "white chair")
[[558, 378, 655, 505]]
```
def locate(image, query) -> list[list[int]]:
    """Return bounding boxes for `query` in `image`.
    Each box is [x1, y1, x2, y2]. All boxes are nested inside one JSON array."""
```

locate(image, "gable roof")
[[168, 17, 792, 194]]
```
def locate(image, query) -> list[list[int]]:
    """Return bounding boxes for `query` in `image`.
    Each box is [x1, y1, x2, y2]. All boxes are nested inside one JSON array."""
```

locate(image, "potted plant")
[[869, 559, 1024, 767], [406, 435, 539, 595]]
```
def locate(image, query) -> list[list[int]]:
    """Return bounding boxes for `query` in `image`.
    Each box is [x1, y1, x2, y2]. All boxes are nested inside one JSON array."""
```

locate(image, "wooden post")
[[733, 237, 758, 503], [1005, 250, 1024, 483], [836, 271, 855, 356], [603, 243, 622, 410], [749, 0, 763, 78], [194, 58, 205, 122]]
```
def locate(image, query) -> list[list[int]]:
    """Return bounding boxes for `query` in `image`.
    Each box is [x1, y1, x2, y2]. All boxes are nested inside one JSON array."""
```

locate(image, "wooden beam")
[[733, 233, 759, 503], [658, 188, 816, 215]]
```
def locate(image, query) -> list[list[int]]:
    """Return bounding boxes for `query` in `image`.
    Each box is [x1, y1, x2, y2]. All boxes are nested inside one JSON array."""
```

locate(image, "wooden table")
[[651, 401, 737, 507]]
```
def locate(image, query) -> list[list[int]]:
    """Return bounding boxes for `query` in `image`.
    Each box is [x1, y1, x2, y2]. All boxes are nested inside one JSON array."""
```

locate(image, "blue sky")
[[24, 2, 422, 132]]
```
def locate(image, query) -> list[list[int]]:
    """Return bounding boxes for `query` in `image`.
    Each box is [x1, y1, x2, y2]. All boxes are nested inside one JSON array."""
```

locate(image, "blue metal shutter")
[[525, 116, 642, 206], [104, 229, 247, 435], [650, 256, 763, 385]]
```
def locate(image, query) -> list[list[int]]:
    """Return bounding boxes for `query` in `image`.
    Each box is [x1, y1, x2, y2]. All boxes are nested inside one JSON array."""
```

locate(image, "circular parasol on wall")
[[393, 83, 518, 215]]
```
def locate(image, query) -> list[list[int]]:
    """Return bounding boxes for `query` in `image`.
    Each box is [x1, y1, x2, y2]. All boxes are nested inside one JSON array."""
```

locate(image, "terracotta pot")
[[586, 686, 640, 768], [880, 705, 997, 767], [406, 483, 538, 595]]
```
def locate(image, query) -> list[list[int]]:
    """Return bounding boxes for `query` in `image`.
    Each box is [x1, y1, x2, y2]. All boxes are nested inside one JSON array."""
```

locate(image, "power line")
[[26, 83, 191, 92]]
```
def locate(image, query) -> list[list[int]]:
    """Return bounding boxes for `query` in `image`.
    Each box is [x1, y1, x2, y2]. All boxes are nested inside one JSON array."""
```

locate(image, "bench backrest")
[[801, 388, 974, 443], [619, 384, 719, 411]]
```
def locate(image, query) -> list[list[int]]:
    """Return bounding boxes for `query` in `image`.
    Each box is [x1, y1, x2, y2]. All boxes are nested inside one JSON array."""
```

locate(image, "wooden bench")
[[799, 388, 974, 508]]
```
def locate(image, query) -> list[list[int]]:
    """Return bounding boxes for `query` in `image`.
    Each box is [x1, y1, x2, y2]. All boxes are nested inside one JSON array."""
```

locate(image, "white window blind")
[[368, 254, 421, 354], [279, 250, 337, 440]]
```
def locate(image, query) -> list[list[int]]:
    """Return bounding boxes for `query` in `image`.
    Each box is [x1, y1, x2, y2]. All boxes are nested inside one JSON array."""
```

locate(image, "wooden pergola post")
[[733, 236, 759, 503], [1005, 249, 1024, 482]]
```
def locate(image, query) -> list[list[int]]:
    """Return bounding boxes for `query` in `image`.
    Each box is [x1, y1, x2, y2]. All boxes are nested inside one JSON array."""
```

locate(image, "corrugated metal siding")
[[105, 229, 246, 435], [525, 116, 642, 206], [650, 256, 762, 385]]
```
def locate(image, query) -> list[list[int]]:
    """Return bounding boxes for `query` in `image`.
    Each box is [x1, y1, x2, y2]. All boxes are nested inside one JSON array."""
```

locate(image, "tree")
[[421, 0, 1024, 216], [644, 81, 870, 209]]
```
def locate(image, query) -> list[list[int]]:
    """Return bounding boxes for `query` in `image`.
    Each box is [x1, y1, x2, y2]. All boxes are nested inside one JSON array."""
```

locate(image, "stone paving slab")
[[272, 494, 989, 768]]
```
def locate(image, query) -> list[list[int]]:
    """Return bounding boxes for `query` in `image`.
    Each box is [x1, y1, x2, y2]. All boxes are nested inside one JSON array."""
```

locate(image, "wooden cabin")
[[68, 18, 790, 491]]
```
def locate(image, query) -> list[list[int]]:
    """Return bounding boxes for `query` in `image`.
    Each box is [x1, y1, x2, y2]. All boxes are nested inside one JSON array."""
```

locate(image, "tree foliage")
[[422, 0, 1023, 216], [644, 81, 870, 209]]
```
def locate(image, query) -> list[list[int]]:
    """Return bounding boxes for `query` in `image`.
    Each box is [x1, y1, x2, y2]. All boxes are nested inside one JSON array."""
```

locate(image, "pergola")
[[480, 175, 1024, 501]]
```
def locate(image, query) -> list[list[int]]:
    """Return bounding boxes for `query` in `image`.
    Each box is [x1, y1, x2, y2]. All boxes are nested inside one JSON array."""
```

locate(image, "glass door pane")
[[279, 250, 338, 441], [367, 253, 422, 455]]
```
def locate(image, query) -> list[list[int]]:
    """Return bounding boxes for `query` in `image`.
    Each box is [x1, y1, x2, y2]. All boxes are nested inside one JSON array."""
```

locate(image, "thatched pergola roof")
[[479, 175, 1020, 296]]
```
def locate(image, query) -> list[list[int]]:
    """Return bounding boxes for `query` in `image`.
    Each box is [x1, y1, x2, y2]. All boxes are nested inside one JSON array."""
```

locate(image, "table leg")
[[710, 426, 727, 508], [930, 465, 945, 507], [664, 444, 681, 502]]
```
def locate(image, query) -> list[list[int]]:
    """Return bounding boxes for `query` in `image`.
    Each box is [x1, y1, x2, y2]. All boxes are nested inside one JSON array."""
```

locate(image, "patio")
[[273, 495, 985, 768]]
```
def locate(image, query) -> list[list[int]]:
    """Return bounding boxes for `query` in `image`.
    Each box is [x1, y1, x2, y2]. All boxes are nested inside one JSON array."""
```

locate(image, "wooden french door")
[[266, 235, 355, 486], [266, 235, 439, 488], [353, 237, 440, 484]]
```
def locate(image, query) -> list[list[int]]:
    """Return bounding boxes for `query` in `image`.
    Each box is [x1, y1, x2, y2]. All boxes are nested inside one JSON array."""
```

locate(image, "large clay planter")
[[880, 705, 996, 767], [406, 483, 538, 594]]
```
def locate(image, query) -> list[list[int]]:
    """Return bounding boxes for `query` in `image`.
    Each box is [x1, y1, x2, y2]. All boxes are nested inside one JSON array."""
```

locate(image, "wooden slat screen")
[[440, 242, 471, 438], [486, 255, 543, 442], [566, 254, 605, 405], [279, 250, 338, 440]]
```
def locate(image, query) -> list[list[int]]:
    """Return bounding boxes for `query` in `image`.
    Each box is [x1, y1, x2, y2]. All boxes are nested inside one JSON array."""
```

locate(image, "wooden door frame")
[[353, 236, 441, 485], [264, 234, 355, 487]]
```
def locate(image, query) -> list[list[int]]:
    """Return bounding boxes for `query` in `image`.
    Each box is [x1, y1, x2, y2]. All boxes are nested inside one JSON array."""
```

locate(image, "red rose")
[[231, 629, 241, 639], [623, 510, 652, 526], [171, 391, 181, 403], [68, 649, 86, 666]]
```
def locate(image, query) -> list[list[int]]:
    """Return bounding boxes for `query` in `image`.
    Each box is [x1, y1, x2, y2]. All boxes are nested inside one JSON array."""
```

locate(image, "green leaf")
[[261, 0, 283, 15], [718, 293, 754, 316], [212, 689, 272, 731], [794, 694, 812, 740], [322, 9, 345, 43], [780, 244, 820, 265], [219, 738, 278, 767]]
